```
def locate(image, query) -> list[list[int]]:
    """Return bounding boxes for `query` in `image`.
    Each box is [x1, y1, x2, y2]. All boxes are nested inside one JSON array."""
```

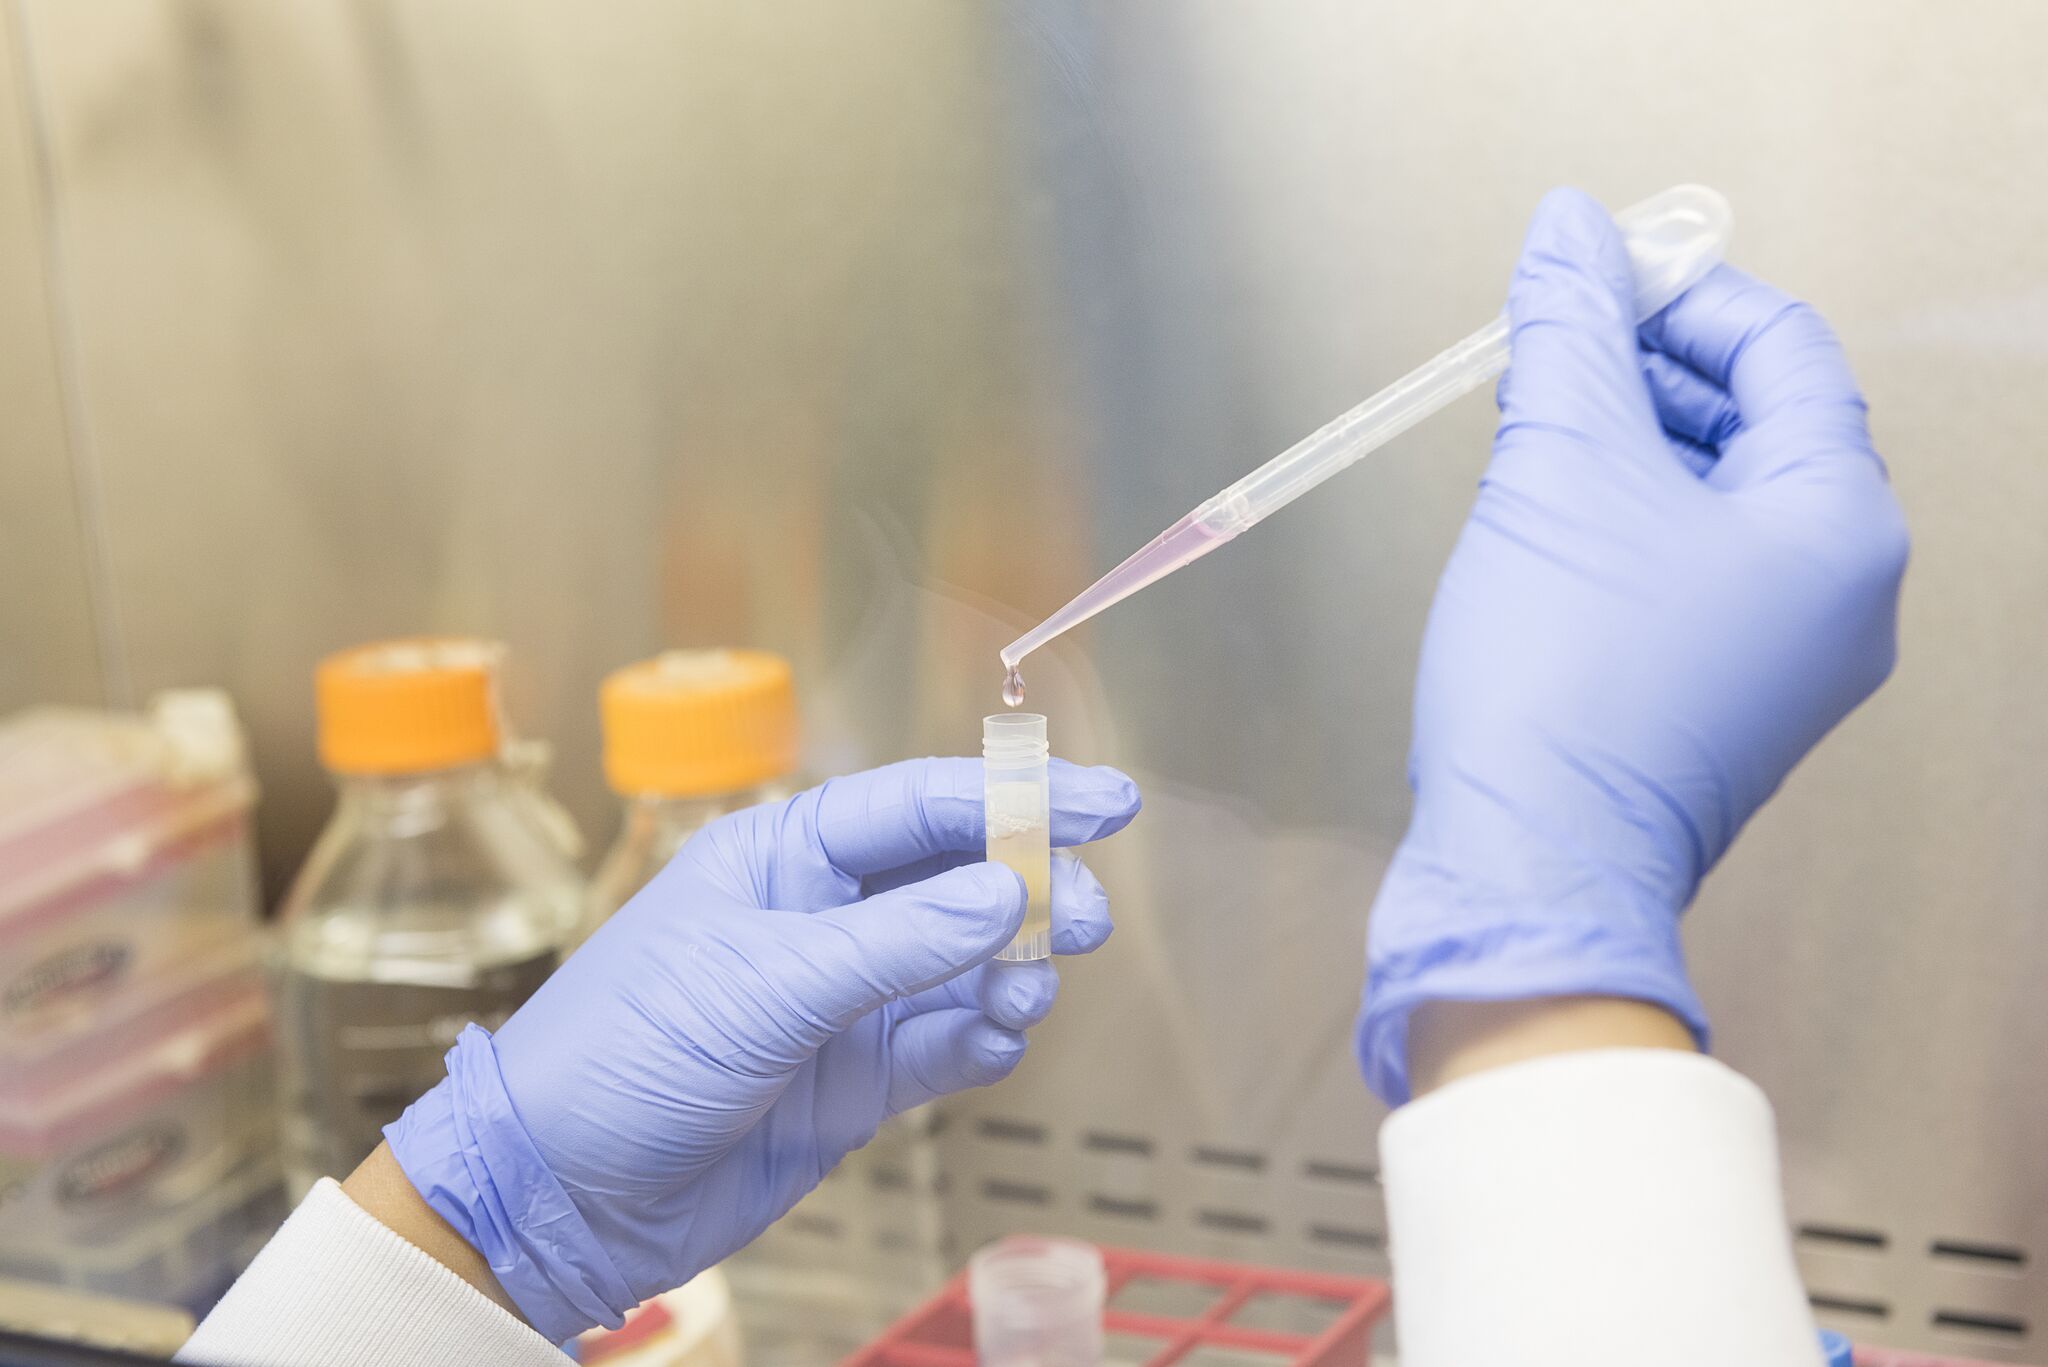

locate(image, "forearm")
[[341, 1141, 526, 1321], [1408, 994, 1697, 1095]]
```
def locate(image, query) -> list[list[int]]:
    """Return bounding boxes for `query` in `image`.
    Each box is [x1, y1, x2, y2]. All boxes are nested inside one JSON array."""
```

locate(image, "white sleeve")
[[177, 1178, 566, 1367], [1379, 1049, 1824, 1367]]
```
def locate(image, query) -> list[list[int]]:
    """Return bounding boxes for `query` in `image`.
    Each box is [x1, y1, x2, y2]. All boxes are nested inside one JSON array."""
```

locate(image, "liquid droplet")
[[1001, 666, 1026, 708]]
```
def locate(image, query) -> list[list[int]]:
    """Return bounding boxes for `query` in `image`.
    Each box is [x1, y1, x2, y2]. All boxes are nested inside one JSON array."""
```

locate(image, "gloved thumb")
[[794, 863, 1025, 1037], [1495, 188, 1667, 471]]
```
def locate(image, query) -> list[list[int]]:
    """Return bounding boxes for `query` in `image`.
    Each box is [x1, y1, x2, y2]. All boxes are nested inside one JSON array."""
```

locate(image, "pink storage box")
[[0, 985, 276, 1250], [0, 693, 261, 1086]]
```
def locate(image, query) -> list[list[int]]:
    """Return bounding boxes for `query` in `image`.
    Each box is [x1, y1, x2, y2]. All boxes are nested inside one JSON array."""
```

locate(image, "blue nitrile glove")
[[1357, 189, 1908, 1104], [385, 756, 1140, 1342]]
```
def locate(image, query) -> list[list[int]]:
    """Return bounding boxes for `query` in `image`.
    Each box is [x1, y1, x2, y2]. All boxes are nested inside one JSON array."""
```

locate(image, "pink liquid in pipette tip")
[[998, 512, 1237, 703], [1070, 512, 1234, 622]]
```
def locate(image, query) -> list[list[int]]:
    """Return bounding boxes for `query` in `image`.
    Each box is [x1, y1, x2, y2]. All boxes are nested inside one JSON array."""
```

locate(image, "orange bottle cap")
[[601, 650, 796, 798], [316, 638, 504, 776]]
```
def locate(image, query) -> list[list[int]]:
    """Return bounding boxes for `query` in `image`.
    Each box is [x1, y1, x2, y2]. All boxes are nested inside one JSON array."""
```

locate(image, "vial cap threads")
[[983, 713, 1049, 764]]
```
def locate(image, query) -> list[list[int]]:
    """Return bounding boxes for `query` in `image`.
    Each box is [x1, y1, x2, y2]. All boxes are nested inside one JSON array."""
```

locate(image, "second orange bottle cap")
[[601, 649, 797, 798]]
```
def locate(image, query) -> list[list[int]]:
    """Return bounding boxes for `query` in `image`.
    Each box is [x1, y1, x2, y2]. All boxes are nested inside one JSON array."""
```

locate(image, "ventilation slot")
[[981, 1179, 1050, 1206], [976, 1117, 1046, 1144], [1808, 1294, 1888, 1320], [1196, 1209, 1269, 1234], [786, 1213, 843, 1240], [1308, 1224, 1383, 1251], [1797, 1223, 1888, 1251], [1933, 1310, 2027, 1338], [1192, 1146, 1265, 1173], [1083, 1131, 1154, 1156], [1303, 1160, 1378, 1187], [1931, 1239, 2027, 1268], [868, 1166, 910, 1191], [1089, 1194, 1158, 1221]]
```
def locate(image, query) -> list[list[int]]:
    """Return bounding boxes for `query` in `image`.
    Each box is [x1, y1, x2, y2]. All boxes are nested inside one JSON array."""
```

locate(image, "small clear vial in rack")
[[983, 713, 1051, 962]]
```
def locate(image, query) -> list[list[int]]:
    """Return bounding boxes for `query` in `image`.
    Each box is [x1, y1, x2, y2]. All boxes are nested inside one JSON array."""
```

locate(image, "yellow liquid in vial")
[[986, 780, 1050, 959]]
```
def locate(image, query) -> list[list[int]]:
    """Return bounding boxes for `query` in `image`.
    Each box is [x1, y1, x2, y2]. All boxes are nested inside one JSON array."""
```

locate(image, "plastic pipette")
[[999, 185, 1733, 684]]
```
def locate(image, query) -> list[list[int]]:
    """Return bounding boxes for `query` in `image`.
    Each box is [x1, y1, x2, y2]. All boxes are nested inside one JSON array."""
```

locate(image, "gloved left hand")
[[385, 756, 1140, 1342]]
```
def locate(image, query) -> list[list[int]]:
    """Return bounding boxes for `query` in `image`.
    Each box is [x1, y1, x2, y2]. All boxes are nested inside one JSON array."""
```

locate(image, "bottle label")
[[280, 951, 557, 1182]]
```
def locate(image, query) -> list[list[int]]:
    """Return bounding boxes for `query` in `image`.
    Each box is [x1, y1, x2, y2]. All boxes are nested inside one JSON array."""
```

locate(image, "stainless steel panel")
[[8, 0, 2048, 1355], [0, 5, 103, 710]]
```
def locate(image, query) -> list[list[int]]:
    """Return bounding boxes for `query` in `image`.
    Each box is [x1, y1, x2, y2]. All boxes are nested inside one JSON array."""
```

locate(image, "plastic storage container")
[[0, 989, 271, 1239], [0, 987, 282, 1307], [0, 694, 261, 1086], [0, 1151, 286, 1312], [0, 692, 277, 1311], [274, 638, 584, 1193]]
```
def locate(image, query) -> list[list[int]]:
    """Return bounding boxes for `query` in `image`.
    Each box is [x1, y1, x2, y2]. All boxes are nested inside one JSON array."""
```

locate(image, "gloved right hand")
[[1357, 189, 1909, 1103]]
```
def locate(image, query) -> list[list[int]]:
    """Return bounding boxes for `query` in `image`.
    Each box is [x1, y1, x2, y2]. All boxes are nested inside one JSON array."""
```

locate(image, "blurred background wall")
[[4, 1, 2046, 1356]]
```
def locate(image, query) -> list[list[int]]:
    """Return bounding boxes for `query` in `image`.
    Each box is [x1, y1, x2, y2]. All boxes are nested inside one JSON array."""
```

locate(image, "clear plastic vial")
[[581, 650, 798, 943], [970, 1236, 1106, 1367], [273, 639, 584, 1195], [984, 713, 1052, 962]]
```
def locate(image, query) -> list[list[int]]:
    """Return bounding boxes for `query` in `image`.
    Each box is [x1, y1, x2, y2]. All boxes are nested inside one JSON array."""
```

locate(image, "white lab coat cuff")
[[177, 1178, 565, 1366], [1380, 1048, 1823, 1367]]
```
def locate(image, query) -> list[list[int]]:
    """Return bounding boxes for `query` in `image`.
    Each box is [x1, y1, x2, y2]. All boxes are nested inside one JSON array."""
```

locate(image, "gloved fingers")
[[799, 863, 1025, 1032], [977, 960, 1061, 1030], [857, 850, 970, 898], [893, 959, 1062, 1030], [1638, 265, 1873, 466], [1047, 764, 1144, 848], [811, 758, 980, 879], [1049, 852, 1113, 954], [894, 855, 1107, 1023], [884, 1008, 1028, 1114], [1495, 188, 1668, 468], [814, 756, 1140, 878], [1700, 429, 1904, 538], [1640, 350, 1743, 450]]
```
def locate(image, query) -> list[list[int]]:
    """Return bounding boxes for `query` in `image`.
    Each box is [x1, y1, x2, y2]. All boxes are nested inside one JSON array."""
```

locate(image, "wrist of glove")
[[1360, 797, 1709, 1106], [388, 1030, 632, 1342]]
